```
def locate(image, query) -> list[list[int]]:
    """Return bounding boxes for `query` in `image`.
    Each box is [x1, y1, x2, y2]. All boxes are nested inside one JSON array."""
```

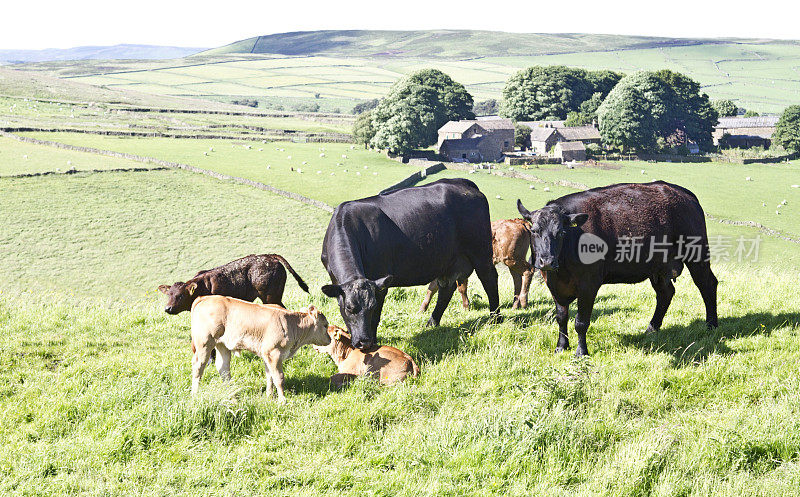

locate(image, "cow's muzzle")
[[164, 306, 178, 314]]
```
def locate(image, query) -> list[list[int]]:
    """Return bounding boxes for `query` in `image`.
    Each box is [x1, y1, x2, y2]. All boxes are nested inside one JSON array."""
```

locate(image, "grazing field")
[[21, 32, 800, 113], [21, 132, 413, 206], [0, 168, 329, 301], [3, 117, 800, 493], [420, 168, 800, 269], [489, 160, 800, 240]]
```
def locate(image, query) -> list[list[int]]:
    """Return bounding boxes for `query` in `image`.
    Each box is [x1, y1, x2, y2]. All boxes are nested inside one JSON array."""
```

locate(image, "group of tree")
[[231, 98, 259, 108], [363, 69, 474, 154], [500, 66, 622, 122], [353, 64, 797, 156], [597, 70, 718, 152], [473, 99, 500, 116]]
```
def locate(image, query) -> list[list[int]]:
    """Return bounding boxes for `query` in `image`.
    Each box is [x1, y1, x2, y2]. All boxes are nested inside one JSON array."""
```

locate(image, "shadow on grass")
[[620, 311, 800, 367], [235, 351, 335, 398]]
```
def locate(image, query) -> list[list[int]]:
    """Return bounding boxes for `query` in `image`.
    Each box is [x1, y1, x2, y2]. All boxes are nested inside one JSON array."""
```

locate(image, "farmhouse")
[[713, 116, 778, 148], [437, 118, 514, 162], [553, 141, 586, 162], [529, 127, 559, 155]]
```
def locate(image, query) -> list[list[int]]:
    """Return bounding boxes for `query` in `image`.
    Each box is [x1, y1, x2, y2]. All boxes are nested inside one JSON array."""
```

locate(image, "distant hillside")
[[0, 44, 205, 63], [202, 30, 759, 58]]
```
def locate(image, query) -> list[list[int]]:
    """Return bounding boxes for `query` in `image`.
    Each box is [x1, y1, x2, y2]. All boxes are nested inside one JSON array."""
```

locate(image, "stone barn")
[[553, 141, 586, 162], [529, 127, 559, 155], [713, 116, 778, 148], [437, 118, 514, 162]]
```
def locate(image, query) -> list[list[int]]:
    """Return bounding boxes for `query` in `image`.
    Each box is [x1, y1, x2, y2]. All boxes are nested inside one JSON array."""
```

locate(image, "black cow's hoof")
[[574, 348, 590, 358], [487, 313, 503, 325], [555, 345, 569, 353], [426, 317, 439, 328], [645, 324, 658, 334]]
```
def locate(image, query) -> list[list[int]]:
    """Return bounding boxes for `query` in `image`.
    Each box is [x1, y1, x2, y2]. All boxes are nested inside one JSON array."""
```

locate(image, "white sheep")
[[495, 195, 502, 199], [287, 156, 292, 160], [373, 172, 377, 176], [364, 166, 368, 169], [204, 152, 208, 156], [343, 169, 348, 173], [746, 177, 752, 181], [209, 147, 214, 152], [543, 187, 550, 192], [302, 161, 308, 165], [641, 170, 646, 174], [350, 145, 355, 150], [509, 167, 514, 171], [317, 171, 322, 174], [342, 154, 348, 159], [297, 168, 303, 173], [319, 153, 325, 158], [791, 185, 799, 188], [259, 148, 263, 151], [330, 172, 335, 176], [529, 185, 535, 189], [356, 172, 361, 176]]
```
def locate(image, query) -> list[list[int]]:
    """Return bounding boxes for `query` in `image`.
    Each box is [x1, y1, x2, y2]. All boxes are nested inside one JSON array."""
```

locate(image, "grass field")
[[3, 90, 800, 493], [20, 132, 414, 206]]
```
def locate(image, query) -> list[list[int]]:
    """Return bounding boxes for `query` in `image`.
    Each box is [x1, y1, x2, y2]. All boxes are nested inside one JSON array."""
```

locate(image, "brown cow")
[[159, 254, 308, 314], [313, 325, 418, 388], [420, 218, 534, 311], [190, 296, 330, 399]]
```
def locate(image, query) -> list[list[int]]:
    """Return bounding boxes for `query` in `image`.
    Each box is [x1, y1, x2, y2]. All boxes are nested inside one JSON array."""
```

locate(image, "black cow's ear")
[[517, 199, 531, 218], [567, 213, 589, 227], [321, 284, 343, 298], [374, 275, 394, 290]]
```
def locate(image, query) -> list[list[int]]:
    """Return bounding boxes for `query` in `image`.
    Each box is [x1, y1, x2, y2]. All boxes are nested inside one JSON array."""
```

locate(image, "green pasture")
[[0, 136, 146, 176], [46, 41, 800, 113], [0, 169, 329, 302], [21, 132, 414, 207], [490, 160, 800, 240]]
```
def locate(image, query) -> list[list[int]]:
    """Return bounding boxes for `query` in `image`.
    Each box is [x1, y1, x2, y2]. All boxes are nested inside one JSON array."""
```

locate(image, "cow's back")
[[322, 179, 493, 285]]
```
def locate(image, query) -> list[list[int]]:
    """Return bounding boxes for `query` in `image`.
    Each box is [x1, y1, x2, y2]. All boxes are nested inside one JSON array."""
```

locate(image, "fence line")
[[1, 131, 334, 213]]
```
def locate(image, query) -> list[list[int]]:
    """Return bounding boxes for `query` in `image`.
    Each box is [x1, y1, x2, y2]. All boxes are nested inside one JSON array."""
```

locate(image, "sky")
[[3, 0, 798, 50]]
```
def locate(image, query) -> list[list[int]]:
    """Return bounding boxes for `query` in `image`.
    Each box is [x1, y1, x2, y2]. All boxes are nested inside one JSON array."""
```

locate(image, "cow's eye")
[[346, 305, 360, 314]]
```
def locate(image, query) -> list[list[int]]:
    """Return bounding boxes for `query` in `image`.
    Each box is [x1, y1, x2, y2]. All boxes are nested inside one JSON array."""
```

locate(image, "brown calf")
[[313, 325, 418, 388], [420, 218, 534, 311], [159, 254, 308, 314], [190, 296, 330, 399]]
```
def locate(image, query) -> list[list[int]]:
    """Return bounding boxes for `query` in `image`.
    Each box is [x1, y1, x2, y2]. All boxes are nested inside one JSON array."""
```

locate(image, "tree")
[[514, 124, 532, 150], [597, 72, 667, 151], [352, 98, 380, 114], [473, 99, 499, 116], [712, 99, 738, 117], [370, 69, 474, 154], [653, 69, 718, 149], [500, 66, 622, 121], [598, 70, 718, 152], [352, 110, 376, 148], [564, 92, 605, 126], [744, 110, 760, 118], [774, 105, 800, 153]]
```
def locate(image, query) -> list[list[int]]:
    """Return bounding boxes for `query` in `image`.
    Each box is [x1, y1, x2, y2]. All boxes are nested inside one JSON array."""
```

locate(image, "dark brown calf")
[[420, 219, 534, 311], [158, 254, 308, 314]]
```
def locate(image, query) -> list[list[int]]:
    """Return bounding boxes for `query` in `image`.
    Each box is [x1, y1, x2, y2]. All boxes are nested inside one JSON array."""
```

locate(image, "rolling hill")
[[8, 30, 800, 113], [0, 44, 205, 64]]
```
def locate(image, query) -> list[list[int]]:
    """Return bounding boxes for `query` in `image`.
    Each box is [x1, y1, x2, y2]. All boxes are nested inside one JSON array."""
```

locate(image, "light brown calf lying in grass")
[[314, 325, 419, 388], [190, 295, 330, 400]]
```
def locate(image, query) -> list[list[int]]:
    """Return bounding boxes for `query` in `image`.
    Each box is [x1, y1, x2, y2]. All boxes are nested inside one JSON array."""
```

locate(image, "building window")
[[462, 154, 467, 159], [504, 141, 509, 147]]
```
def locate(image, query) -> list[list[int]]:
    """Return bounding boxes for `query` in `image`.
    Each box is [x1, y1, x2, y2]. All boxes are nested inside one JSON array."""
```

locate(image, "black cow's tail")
[[272, 255, 310, 293]]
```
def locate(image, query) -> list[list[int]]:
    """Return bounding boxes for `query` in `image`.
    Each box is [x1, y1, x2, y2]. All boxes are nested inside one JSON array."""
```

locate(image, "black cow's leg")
[[574, 290, 598, 357], [648, 274, 676, 332], [554, 297, 573, 352], [372, 289, 387, 338], [474, 262, 500, 317], [427, 281, 456, 327], [686, 260, 718, 328]]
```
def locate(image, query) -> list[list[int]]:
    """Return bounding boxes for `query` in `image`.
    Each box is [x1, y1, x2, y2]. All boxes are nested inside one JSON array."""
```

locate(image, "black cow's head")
[[517, 200, 588, 271], [321, 275, 394, 349], [158, 281, 198, 314]]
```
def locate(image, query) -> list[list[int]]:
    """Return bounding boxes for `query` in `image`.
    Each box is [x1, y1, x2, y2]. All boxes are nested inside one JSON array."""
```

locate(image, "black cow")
[[517, 181, 718, 356], [321, 178, 500, 349]]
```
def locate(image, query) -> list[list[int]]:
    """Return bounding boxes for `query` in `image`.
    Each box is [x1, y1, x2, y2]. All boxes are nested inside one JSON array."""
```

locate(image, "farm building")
[[556, 125, 601, 145], [529, 127, 559, 155], [437, 118, 514, 162], [553, 141, 586, 162], [713, 116, 778, 148]]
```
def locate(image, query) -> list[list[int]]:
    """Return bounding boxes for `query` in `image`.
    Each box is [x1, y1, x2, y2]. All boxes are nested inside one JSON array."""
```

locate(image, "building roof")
[[529, 127, 557, 142], [440, 137, 483, 150], [555, 141, 586, 151], [717, 116, 779, 128], [474, 117, 514, 130], [557, 126, 601, 141], [438, 120, 483, 134], [518, 120, 566, 129]]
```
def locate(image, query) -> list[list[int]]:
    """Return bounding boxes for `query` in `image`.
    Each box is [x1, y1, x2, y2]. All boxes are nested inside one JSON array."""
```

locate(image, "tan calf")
[[421, 218, 534, 311], [314, 326, 418, 387], [190, 296, 330, 400]]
